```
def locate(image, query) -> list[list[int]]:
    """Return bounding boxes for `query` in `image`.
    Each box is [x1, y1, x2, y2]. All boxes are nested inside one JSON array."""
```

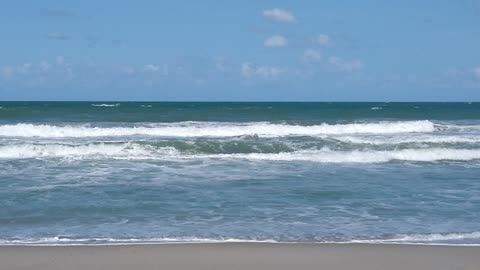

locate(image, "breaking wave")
[[0, 143, 177, 159], [1, 143, 479, 163], [0, 121, 435, 138]]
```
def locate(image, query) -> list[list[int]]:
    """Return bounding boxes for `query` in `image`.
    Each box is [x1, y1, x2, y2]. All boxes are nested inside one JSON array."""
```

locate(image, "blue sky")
[[1, 0, 479, 101]]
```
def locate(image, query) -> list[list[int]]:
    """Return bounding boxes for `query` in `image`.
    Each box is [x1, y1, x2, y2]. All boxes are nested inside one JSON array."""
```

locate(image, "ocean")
[[0, 102, 479, 245]]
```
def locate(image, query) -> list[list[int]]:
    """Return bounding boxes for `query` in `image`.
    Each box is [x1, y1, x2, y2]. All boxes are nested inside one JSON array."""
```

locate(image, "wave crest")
[[91, 103, 120, 107], [1, 143, 479, 163], [0, 143, 177, 159], [0, 121, 435, 138]]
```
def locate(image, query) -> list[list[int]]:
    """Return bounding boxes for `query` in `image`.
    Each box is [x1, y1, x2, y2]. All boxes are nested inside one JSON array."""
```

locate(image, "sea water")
[[0, 102, 479, 245]]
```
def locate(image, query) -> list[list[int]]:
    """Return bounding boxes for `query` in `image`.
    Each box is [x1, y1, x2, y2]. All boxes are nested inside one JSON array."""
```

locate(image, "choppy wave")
[[1, 143, 480, 163], [0, 121, 435, 138]]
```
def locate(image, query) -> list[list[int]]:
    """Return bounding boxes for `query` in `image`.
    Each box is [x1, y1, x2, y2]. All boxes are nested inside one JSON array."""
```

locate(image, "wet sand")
[[1, 243, 480, 270]]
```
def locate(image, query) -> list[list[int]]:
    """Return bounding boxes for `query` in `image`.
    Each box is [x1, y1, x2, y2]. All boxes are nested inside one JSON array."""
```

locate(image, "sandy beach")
[[1, 243, 479, 270]]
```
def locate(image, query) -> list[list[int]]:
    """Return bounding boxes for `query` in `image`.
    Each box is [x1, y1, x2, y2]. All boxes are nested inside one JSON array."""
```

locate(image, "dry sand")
[[1, 243, 479, 270]]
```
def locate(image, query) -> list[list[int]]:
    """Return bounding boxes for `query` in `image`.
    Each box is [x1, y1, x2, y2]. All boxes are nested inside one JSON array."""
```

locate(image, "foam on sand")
[[351, 231, 480, 244]]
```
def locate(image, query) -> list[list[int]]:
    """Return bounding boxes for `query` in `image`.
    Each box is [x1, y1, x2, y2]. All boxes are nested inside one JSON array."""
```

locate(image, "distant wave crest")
[[91, 103, 120, 107]]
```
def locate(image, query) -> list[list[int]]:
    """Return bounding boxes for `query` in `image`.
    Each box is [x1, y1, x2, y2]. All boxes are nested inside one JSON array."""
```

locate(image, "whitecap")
[[1, 143, 480, 164], [91, 103, 120, 107], [0, 121, 436, 138], [0, 143, 177, 159]]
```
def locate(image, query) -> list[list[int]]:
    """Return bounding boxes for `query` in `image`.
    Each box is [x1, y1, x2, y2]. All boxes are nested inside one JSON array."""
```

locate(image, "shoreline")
[[1, 243, 480, 270], [2, 241, 480, 247]]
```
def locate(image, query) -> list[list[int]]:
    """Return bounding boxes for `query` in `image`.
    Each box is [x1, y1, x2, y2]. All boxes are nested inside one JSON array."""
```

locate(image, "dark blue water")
[[0, 102, 479, 245]]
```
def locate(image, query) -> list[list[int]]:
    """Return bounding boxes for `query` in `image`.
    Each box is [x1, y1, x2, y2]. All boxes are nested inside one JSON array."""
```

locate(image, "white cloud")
[[56, 56, 65, 65], [1, 63, 34, 78], [143, 64, 169, 75], [1, 59, 60, 79], [42, 8, 75, 17], [213, 57, 226, 71], [303, 49, 322, 63], [473, 67, 480, 79], [328, 56, 363, 72], [264, 35, 288, 48], [122, 66, 135, 75], [16, 63, 32, 74], [162, 64, 169, 76], [39, 61, 51, 72], [144, 64, 160, 72], [241, 62, 287, 79], [317, 34, 331, 47], [46, 32, 69, 40], [0, 66, 14, 79], [263, 8, 296, 23]]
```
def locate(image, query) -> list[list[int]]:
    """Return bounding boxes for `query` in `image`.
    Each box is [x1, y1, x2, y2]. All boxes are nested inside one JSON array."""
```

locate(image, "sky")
[[0, 0, 480, 101]]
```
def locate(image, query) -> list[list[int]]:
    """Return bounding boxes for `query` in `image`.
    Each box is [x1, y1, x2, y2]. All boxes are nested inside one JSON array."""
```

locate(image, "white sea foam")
[[2, 233, 480, 246], [216, 148, 480, 163], [350, 232, 480, 244], [370, 107, 382, 110], [438, 123, 480, 132], [0, 143, 177, 159], [0, 237, 277, 246], [0, 121, 436, 138], [91, 103, 120, 107], [335, 135, 480, 145], [1, 143, 480, 163]]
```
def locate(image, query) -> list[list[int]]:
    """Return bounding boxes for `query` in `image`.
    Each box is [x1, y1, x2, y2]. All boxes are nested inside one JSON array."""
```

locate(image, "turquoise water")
[[0, 102, 479, 245]]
